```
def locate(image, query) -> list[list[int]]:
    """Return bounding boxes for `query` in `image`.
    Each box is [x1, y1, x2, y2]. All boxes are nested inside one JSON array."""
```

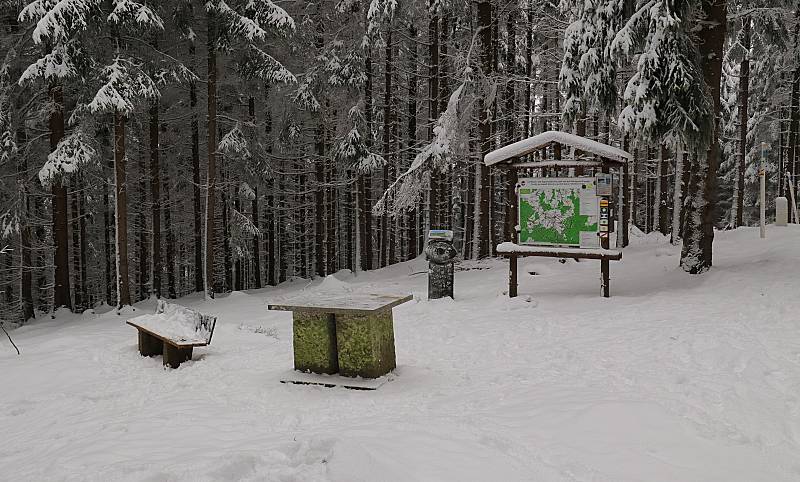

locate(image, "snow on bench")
[[127, 301, 217, 368]]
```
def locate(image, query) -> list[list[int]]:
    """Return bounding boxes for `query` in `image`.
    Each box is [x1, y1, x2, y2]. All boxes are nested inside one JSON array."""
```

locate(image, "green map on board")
[[518, 179, 598, 247]]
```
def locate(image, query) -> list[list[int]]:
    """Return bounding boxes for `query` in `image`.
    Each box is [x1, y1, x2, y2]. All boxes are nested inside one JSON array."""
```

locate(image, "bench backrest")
[[155, 300, 217, 345]]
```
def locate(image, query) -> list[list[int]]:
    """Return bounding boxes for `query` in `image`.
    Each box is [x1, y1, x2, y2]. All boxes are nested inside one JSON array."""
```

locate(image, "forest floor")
[[3, 226, 800, 481]]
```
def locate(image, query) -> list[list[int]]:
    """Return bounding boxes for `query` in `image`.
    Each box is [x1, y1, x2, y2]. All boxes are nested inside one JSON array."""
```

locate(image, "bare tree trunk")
[[362, 52, 374, 271], [49, 82, 72, 311], [163, 165, 177, 298], [190, 42, 203, 293], [504, 13, 517, 243], [680, 0, 727, 273], [407, 24, 419, 259], [735, 18, 751, 227], [204, 8, 218, 296], [114, 110, 131, 308], [16, 119, 34, 321], [150, 99, 161, 298], [71, 179, 82, 310], [428, 6, 440, 230], [477, 0, 492, 258], [671, 148, 685, 244], [381, 25, 394, 268]]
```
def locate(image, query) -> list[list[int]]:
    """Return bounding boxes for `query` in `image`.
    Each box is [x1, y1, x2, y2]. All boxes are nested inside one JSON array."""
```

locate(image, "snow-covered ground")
[[3, 226, 800, 481]]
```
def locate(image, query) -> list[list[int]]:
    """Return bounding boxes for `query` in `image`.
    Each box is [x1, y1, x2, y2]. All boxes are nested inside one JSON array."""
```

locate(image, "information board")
[[517, 177, 600, 248]]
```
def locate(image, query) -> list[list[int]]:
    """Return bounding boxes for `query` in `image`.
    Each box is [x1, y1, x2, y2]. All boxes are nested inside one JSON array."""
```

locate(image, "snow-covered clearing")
[[3, 227, 800, 481]]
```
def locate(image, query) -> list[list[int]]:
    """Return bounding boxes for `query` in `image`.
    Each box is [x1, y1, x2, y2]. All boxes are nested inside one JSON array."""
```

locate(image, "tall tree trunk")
[[477, 0, 492, 258], [150, 99, 161, 298], [114, 110, 131, 308], [428, 6, 440, 230], [247, 96, 262, 289], [264, 90, 277, 286], [102, 128, 114, 305], [17, 118, 34, 321], [735, 18, 751, 227], [49, 82, 72, 311], [381, 25, 394, 268], [680, 0, 727, 273], [205, 9, 218, 296], [71, 179, 82, 310], [137, 140, 148, 300], [222, 166, 232, 292], [163, 165, 177, 298], [671, 148, 685, 244], [362, 52, 374, 271], [504, 14, 517, 243], [190, 42, 203, 293], [407, 24, 419, 259]]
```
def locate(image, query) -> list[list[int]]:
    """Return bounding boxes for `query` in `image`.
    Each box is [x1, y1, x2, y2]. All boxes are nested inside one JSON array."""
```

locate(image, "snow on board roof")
[[484, 131, 631, 167]]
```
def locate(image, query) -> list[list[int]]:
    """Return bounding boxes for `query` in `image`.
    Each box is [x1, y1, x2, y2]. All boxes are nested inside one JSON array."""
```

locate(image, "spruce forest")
[[0, 0, 794, 323]]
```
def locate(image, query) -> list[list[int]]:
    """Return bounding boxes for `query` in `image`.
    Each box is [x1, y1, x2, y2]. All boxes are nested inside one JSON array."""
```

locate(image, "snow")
[[484, 130, 632, 166], [128, 301, 213, 344], [3, 226, 800, 481]]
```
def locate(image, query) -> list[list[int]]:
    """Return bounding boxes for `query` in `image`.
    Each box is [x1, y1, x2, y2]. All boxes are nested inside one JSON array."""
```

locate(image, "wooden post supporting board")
[[509, 255, 518, 298]]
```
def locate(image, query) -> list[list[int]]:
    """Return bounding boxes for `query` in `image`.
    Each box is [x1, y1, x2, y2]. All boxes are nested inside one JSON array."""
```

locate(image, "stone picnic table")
[[268, 293, 412, 380]]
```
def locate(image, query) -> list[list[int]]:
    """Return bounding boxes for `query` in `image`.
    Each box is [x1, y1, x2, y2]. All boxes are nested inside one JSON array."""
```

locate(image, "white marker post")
[[760, 142, 769, 239]]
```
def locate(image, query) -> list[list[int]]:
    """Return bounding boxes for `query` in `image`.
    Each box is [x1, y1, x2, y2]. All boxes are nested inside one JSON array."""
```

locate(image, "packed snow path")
[[3, 227, 800, 481]]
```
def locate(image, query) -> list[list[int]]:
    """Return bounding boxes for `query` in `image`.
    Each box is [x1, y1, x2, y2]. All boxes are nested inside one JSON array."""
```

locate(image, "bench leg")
[[292, 311, 339, 375], [336, 311, 396, 379], [163, 343, 193, 368], [138, 331, 163, 357]]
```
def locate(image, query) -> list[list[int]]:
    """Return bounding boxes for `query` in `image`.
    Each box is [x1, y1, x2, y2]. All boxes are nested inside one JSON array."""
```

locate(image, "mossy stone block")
[[293, 311, 338, 374], [336, 311, 396, 378]]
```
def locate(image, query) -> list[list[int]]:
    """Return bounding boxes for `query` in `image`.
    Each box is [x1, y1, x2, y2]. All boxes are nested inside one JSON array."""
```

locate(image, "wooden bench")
[[497, 242, 623, 298], [127, 301, 217, 368], [268, 293, 412, 381]]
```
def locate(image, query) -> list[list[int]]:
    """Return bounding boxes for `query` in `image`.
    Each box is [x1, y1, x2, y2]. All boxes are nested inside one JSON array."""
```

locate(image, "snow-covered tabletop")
[[268, 293, 413, 315]]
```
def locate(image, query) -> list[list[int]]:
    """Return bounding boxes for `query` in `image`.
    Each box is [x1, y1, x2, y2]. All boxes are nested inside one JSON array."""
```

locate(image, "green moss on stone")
[[336, 311, 396, 378], [293, 311, 338, 374]]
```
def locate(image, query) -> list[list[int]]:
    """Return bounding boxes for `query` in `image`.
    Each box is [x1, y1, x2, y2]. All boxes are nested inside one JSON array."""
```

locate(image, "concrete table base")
[[273, 293, 411, 381]]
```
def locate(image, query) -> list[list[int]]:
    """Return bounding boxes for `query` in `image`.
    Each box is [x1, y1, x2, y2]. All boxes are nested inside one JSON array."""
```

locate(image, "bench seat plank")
[[496, 242, 622, 260]]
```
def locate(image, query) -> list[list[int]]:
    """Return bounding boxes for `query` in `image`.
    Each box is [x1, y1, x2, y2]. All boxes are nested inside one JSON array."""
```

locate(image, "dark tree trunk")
[[137, 140, 148, 301], [17, 119, 34, 321], [735, 18, 751, 228], [163, 164, 177, 298], [428, 6, 440, 229], [407, 24, 419, 259], [190, 43, 203, 293], [205, 8, 218, 296], [362, 53, 374, 271], [70, 179, 82, 310], [150, 100, 162, 298], [504, 14, 517, 244], [680, 0, 727, 273], [264, 90, 277, 286], [477, 0, 492, 258], [102, 127, 114, 306], [114, 110, 131, 307], [49, 82, 72, 311], [381, 25, 394, 268]]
